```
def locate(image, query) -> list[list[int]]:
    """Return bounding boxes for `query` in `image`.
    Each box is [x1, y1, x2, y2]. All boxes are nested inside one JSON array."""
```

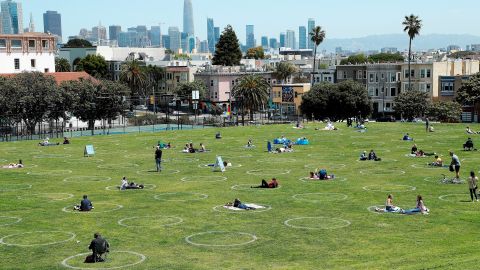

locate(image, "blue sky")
[[23, 0, 479, 43]]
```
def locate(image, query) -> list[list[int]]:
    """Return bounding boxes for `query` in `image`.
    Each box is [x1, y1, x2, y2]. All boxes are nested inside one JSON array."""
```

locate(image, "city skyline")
[[22, 0, 480, 44]]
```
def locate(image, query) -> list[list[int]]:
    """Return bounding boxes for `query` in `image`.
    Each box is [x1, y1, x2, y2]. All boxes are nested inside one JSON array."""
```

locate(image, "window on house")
[[11, 40, 22, 48], [176, 76, 180, 83], [232, 80, 235, 86], [343, 71, 347, 79], [375, 88, 379, 97], [375, 73, 379, 82], [426, 69, 431, 78], [369, 73, 374, 83], [357, 71, 362, 79], [210, 80, 214, 86], [28, 40, 35, 48], [42, 40, 49, 49], [390, 87, 397, 97], [426, 83, 431, 92], [14, 59, 20, 70], [420, 69, 426, 78], [410, 69, 415, 78], [419, 83, 426, 92], [31, 59, 36, 68], [441, 82, 454, 95], [381, 73, 384, 80], [404, 69, 409, 79], [44, 68, 49, 73], [368, 87, 374, 96]]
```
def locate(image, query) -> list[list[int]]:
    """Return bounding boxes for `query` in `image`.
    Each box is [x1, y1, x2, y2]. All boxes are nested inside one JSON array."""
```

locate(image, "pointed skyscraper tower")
[[28, 12, 34, 32], [183, 0, 194, 36]]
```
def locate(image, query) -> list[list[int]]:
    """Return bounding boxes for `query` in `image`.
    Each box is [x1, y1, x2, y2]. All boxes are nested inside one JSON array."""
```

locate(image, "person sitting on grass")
[[63, 137, 70, 144], [359, 151, 368, 161], [403, 195, 429, 215], [428, 155, 443, 167], [368, 150, 381, 161], [120, 177, 128, 190], [188, 143, 196, 153], [199, 143, 207, 152], [225, 198, 255, 210], [215, 132, 222, 139], [463, 137, 476, 151], [411, 144, 418, 155], [86, 233, 109, 263], [403, 133, 413, 141], [74, 195, 93, 211], [375, 194, 403, 213], [251, 178, 279, 188]]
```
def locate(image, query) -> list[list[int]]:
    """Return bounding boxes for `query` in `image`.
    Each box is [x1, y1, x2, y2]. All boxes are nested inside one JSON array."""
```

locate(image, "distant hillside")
[[320, 34, 480, 53]]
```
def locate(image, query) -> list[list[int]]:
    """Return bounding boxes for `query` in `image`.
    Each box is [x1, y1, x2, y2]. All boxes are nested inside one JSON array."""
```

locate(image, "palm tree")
[[232, 75, 271, 125], [120, 59, 147, 106], [55, 58, 71, 72], [309, 26, 326, 86], [403, 14, 422, 91], [275, 62, 298, 84]]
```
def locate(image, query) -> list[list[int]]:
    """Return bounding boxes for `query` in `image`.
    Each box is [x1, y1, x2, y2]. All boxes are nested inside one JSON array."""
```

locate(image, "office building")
[[207, 18, 215, 53], [183, 0, 194, 36], [269, 38, 278, 49], [168, 26, 181, 52], [92, 23, 107, 42], [279, 32, 285, 48], [246, 24, 255, 49], [214, 27, 220, 44], [149, 26, 161, 47], [43, 11, 62, 41], [307, 18, 315, 50], [199, 40, 209, 53], [261, 36, 268, 49], [286, 30, 296, 49], [109, 25, 121, 41], [299, 26, 306, 49], [1, 0, 23, 34]]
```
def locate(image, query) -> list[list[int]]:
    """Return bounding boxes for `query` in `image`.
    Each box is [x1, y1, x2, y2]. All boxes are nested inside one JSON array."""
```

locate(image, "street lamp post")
[[192, 90, 199, 126], [382, 78, 386, 118]]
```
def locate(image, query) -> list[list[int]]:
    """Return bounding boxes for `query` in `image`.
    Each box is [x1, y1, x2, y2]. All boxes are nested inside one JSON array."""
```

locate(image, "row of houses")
[[2, 33, 480, 120]]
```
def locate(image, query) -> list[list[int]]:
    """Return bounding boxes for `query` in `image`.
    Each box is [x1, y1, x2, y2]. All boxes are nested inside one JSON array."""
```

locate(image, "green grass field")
[[1, 122, 480, 269]]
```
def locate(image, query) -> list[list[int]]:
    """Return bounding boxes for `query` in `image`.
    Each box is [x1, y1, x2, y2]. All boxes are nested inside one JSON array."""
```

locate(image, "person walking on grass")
[[425, 117, 429, 132], [468, 171, 478, 202], [155, 146, 162, 172]]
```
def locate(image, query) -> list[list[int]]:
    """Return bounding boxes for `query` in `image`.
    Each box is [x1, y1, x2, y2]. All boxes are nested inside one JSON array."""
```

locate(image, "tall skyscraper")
[[43, 11, 62, 41], [26, 12, 34, 32], [183, 0, 194, 36], [109, 25, 121, 41], [307, 18, 315, 50], [286, 30, 296, 49], [279, 32, 286, 48], [1, 0, 23, 34], [214, 27, 220, 42], [168, 26, 181, 52], [261, 36, 268, 49], [92, 23, 107, 42], [269, 38, 278, 49], [207, 18, 215, 53], [246, 24, 255, 49], [149, 26, 161, 47], [299, 26, 306, 49]]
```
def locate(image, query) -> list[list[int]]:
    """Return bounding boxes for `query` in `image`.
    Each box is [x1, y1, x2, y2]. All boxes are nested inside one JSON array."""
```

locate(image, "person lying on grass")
[[403, 133, 413, 141], [403, 195, 429, 215], [225, 198, 256, 210], [2, 159, 23, 169], [375, 194, 403, 213], [251, 178, 279, 188], [309, 169, 335, 180], [38, 137, 59, 146]]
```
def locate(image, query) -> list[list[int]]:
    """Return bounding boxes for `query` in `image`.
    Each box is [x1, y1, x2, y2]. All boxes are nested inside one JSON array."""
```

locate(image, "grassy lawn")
[[1, 122, 480, 269]]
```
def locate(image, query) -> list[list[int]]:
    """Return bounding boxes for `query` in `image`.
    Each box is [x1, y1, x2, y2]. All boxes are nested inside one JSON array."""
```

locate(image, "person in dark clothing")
[[63, 137, 70, 144], [88, 233, 109, 263], [79, 195, 92, 211], [155, 146, 162, 172]]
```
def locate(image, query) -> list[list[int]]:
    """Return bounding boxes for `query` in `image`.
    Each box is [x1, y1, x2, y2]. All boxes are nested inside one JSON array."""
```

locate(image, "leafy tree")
[[232, 75, 271, 124], [63, 39, 93, 48], [309, 26, 326, 85], [212, 25, 242, 66], [393, 90, 429, 120], [340, 54, 368, 65], [174, 80, 207, 100], [456, 72, 480, 120], [96, 80, 130, 121], [368, 53, 404, 63], [300, 80, 371, 121], [55, 58, 71, 72], [449, 51, 479, 59], [426, 101, 462, 123], [75, 54, 108, 79], [245, 46, 265, 60], [275, 62, 298, 83], [403, 14, 422, 90], [143, 65, 165, 108], [120, 60, 147, 104]]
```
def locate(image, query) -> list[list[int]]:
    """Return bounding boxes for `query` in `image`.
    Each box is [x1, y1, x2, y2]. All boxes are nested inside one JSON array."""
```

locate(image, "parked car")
[[269, 114, 288, 120], [134, 105, 148, 110]]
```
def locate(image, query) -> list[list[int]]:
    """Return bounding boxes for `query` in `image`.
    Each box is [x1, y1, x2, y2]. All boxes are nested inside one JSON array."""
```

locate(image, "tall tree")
[[426, 101, 462, 123], [75, 54, 108, 79], [212, 25, 242, 66], [402, 14, 422, 91], [309, 26, 326, 86], [120, 60, 147, 105], [393, 90, 429, 121], [55, 58, 71, 72], [456, 72, 480, 121], [174, 80, 207, 100], [275, 62, 298, 84], [232, 75, 271, 124], [143, 65, 165, 110], [245, 46, 265, 60]]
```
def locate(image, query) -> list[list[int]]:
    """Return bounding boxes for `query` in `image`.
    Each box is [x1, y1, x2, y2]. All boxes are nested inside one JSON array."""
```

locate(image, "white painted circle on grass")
[[359, 169, 405, 175], [231, 184, 282, 190], [153, 192, 208, 202], [0, 216, 22, 227], [363, 185, 416, 192], [439, 194, 470, 202], [33, 154, 72, 159], [17, 193, 74, 201], [136, 169, 180, 175], [63, 158, 104, 164], [298, 177, 347, 182], [212, 204, 272, 213], [27, 170, 72, 176], [0, 184, 32, 192], [185, 231, 257, 247], [62, 203, 123, 213], [246, 169, 290, 176], [118, 216, 183, 227], [220, 154, 253, 159], [63, 176, 111, 183], [97, 163, 139, 169], [0, 231, 75, 247], [367, 205, 406, 215], [256, 158, 297, 163], [411, 163, 442, 169], [284, 217, 351, 230], [352, 141, 385, 146], [304, 164, 346, 169], [354, 149, 391, 153], [181, 176, 227, 183], [61, 251, 146, 270], [292, 193, 348, 203], [198, 164, 242, 169], [105, 184, 156, 191]]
